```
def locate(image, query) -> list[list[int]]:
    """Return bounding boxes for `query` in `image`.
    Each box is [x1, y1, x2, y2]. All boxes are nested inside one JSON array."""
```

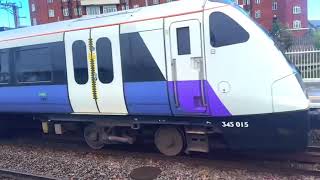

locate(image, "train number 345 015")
[[222, 121, 249, 128]]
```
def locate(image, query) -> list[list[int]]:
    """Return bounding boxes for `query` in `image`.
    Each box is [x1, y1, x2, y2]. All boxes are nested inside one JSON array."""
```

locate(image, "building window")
[[48, 9, 55, 17], [63, 8, 69, 16], [293, 6, 301, 14], [47, 0, 53, 3], [272, 1, 277, 10], [0, 51, 10, 84], [102, 5, 117, 14], [31, 4, 36, 12], [153, 0, 159, 5], [32, 18, 37, 25], [78, 7, 82, 16], [293, 20, 302, 29], [96, 38, 114, 84], [74, 8, 78, 16], [255, 10, 261, 18], [256, 0, 261, 4], [243, 0, 250, 5], [177, 27, 191, 55], [210, 12, 249, 48], [15, 48, 53, 83], [86, 6, 101, 15], [72, 40, 88, 85]]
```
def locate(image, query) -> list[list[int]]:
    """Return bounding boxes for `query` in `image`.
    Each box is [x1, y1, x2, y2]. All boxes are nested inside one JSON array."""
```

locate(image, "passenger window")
[[72, 40, 88, 85], [0, 51, 10, 84], [15, 48, 52, 83], [96, 37, 114, 84], [177, 27, 191, 55], [210, 12, 249, 47]]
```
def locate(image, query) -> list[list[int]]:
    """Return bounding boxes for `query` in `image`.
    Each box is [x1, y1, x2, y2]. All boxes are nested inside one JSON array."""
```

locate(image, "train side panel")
[[120, 19, 171, 115], [0, 41, 72, 113]]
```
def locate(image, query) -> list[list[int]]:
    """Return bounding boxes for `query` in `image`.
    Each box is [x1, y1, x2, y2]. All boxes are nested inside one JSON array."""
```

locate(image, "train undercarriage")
[[32, 110, 311, 156]]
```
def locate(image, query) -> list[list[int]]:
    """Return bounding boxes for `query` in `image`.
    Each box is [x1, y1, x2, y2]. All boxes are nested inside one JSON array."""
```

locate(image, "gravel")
[[0, 138, 318, 180]]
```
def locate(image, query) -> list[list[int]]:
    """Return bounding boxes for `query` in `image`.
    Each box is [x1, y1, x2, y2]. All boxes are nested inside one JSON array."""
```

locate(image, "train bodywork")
[[0, 0, 310, 155]]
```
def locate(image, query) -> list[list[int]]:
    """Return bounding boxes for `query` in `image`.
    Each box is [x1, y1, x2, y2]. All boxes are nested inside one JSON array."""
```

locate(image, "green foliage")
[[271, 20, 293, 51], [271, 19, 281, 38], [279, 30, 293, 51], [314, 30, 320, 49]]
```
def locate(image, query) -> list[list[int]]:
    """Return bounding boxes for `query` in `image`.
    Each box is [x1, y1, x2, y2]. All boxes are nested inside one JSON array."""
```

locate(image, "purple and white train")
[[0, 0, 310, 156]]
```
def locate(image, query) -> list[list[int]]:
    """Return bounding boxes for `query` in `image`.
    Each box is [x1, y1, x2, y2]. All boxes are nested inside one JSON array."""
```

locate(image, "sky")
[[0, 0, 30, 27], [308, 0, 320, 20], [0, 0, 319, 27]]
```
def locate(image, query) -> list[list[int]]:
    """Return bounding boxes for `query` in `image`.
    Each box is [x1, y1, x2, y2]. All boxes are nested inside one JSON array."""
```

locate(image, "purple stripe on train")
[[124, 80, 231, 117], [168, 80, 231, 117]]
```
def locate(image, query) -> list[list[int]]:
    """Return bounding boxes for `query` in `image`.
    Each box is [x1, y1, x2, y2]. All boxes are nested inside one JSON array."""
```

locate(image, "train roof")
[[0, 0, 230, 47]]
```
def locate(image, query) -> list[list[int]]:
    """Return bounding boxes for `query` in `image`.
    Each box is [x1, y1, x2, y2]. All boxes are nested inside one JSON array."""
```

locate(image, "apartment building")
[[28, 0, 126, 25], [29, 0, 82, 25], [29, 0, 308, 37], [236, 0, 308, 35]]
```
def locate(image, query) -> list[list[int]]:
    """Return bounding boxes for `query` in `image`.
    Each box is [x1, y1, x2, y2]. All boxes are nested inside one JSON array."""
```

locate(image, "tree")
[[271, 19, 293, 51], [271, 19, 281, 38], [314, 30, 320, 49]]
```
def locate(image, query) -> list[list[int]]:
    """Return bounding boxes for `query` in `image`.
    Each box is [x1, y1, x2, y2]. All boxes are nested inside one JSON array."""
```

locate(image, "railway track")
[[0, 168, 57, 180], [3, 133, 320, 178]]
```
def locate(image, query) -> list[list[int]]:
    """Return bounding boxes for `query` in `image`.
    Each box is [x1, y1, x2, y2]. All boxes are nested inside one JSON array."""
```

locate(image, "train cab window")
[[96, 37, 114, 84], [0, 51, 10, 84], [15, 48, 52, 83], [210, 12, 249, 47], [72, 40, 88, 85], [177, 27, 191, 55]]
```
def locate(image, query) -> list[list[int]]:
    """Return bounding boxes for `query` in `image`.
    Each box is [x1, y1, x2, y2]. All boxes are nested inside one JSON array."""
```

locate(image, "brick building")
[[236, 0, 308, 36], [128, 0, 173, 8], [29, 0, 308, 36], [29, 0, 176, 25], [28, 0, 127, 25], [29, 0, 82, 25]]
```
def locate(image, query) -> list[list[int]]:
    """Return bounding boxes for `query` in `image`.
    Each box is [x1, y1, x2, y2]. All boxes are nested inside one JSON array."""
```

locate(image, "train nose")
[[272, 74, 309, 113]]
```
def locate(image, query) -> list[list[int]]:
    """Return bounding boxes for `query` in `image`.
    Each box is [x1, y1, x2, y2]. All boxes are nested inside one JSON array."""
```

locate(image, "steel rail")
[[0, 168, 58, 180]]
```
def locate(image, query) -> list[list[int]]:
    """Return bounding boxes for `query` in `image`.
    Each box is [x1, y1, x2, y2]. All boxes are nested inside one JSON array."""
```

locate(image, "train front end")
[[205, 0, 310, 151]]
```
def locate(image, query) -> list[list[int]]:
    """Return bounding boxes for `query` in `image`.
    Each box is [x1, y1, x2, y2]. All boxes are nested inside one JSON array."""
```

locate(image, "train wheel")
[[154, 126, 184, 156], [84, 124, 105, 150]]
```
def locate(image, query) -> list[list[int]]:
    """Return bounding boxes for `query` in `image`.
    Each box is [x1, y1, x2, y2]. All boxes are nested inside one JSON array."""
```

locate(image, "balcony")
[[80, 0, 120, 6]]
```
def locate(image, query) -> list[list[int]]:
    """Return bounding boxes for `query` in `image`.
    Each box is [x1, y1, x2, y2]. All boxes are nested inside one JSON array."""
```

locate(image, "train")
[[0, 0, 310, 156]]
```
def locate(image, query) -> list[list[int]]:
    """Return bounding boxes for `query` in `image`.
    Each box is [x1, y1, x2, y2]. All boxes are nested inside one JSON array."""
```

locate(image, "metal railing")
[[285, 48, 320, 82]]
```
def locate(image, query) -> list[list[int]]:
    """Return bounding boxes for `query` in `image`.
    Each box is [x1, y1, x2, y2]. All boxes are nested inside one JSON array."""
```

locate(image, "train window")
[[15, 48, 52, 83], [120, 32, 166, 82], [0, 51, 10, 84], [72, 40, 88, 85], [177, 27, 191, 55], [210, 12, 249, 47], [96, 37, 114, 84]]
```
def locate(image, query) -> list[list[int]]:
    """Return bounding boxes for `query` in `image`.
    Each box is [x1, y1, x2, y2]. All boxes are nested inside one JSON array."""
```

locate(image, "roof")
[[0, 0, 232, 49], [0, 0, 210, 42], [309, 20, 320, 28]]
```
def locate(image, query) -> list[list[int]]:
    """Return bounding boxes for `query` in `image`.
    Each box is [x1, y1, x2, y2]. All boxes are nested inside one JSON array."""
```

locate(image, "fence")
[[285, 48, 320, 82]]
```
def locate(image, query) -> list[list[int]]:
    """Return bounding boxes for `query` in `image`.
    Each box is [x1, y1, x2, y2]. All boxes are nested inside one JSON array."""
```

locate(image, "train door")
[[90, 26, 127, 114], [165, 17, 209, 115], [65, 27, 127, 114], [65, 29, 99, 113]]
